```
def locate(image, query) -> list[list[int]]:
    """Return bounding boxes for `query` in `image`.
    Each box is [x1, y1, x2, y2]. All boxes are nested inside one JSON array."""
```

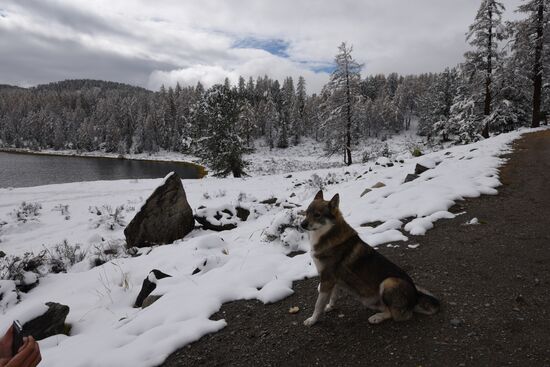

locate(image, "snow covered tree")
[[514, 0, 549, 127], [465, 0, 507, 137], [394, 77, 417, 130], [292, 76, 307, 145], [278, 77, 295, 148], [258, 95, 279, 149], [197, 84, 250, 177], [418, 68, 458, 140], [238, 99, 256, 148], [322, 42, 362, 165]]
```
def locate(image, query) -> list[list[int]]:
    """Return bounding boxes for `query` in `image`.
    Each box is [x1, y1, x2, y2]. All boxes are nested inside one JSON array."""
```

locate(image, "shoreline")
[[0, 147, 208, 178]]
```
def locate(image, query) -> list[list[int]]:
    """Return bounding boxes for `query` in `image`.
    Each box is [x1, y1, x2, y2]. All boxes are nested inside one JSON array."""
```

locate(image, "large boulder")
[[124, 172, 194, 248], [23, 302, 70, 340]]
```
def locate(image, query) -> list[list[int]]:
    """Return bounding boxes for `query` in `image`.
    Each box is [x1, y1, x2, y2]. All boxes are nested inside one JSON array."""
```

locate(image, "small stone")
[[371, 182, 386, 189], [288, 306, 300, 314], [338, 314, 345, 318], [534, 278, 540, 286], [450, 318, 463, 327], [360, 188, 372, 197], [414, 164, 430, 175], [404, 174, 419, 183]]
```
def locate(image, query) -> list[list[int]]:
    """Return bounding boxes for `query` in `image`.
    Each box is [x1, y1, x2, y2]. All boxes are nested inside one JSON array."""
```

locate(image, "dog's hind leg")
[[324, 285, 341, 313], [378, 277, 416, 323], [368, 308, 392, 324]]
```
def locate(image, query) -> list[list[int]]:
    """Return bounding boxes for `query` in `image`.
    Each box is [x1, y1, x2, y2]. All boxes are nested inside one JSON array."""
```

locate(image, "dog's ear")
[[329, 193, 340, 210], [314, 190, 324, 200]]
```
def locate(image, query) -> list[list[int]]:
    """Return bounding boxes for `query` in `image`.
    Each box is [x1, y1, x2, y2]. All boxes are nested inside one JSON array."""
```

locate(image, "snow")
[[0, 128, 537, 366]]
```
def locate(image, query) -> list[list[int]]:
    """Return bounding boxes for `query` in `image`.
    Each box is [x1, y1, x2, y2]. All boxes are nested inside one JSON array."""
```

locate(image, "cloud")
[[0, 0, 524, 93]]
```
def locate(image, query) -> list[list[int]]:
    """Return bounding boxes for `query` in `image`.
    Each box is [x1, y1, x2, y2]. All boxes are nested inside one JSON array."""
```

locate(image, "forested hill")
[[32, 79, 152, 94]]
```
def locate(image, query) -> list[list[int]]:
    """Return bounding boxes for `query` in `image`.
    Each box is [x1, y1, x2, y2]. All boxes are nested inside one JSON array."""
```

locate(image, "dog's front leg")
[[304, 280, 334, 327], [304, 291, 330, 327]]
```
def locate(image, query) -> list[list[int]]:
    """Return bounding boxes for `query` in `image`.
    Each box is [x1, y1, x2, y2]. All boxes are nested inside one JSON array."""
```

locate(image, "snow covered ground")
[[0, 129, 534, 367]]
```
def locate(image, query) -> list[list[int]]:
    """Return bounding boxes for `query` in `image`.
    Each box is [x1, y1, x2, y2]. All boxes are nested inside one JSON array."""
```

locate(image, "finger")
[[17, 337, 29, 353], [27, 346, 42, 367], [10, 338, 35, 365]]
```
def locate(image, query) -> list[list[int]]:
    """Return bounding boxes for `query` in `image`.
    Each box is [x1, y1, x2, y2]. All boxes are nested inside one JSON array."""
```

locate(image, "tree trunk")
[[482, 4, 493, 139], [531, 0, 544, 128], [345, 59, 353, 166]]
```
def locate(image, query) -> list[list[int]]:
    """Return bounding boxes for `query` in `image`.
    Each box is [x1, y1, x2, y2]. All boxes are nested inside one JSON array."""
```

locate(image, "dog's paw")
[[368, 313, 389, 325], [303, 316, 318, 327], [324, 303, 335, 313]]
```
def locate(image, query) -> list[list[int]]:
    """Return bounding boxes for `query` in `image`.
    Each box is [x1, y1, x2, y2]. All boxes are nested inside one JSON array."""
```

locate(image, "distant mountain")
[[0, 84, 25, 90], [32, 79, 151, 94]]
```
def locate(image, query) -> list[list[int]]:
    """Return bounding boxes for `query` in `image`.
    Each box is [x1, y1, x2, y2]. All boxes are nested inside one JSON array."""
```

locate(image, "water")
[[0, 152, 203, 188]]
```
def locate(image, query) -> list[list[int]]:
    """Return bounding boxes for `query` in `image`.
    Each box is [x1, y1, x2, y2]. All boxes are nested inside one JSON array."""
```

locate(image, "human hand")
[[0, 325, 14, 361], [0, 336, 41, 367]]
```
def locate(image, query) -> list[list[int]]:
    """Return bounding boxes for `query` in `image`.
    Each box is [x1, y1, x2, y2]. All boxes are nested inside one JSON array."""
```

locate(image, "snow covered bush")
[[304, 172, 344, 191], [52, 204, 70, 220], [0, 252, 40, 293], [89, 239, 126, 267], [0, 279, 19, 312], [263, 209, 307, 251], [12, 201, 42, 223], [43, 240, 87, 273], [89, 205, 126, 230], [361, 140, 392, 162]]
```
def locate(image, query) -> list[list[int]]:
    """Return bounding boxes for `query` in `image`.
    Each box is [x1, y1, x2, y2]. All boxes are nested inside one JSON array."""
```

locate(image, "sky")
[[0, 0, 523, 93]]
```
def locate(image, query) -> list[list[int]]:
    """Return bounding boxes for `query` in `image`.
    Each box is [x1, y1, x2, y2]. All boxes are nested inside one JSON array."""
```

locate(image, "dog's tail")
[[414, 286, 440, 315]]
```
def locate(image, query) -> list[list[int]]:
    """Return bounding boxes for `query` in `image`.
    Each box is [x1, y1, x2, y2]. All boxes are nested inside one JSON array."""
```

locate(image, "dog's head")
[[300, 190, 340, 231]]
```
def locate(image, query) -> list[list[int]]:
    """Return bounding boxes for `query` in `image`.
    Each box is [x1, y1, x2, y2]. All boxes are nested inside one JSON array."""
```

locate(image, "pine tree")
[[418, 68, 458, 140], [515, 0, 549, 127], [322, 42, 362, 165], [238, 99, 256, 147], [197, 84, 250, 177], [278, 77, 295, 148], [465, 0, 507, 137]]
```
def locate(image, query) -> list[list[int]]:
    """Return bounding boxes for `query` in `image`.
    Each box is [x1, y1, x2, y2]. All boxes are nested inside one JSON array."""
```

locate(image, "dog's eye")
[[313, 212, 321, 218]]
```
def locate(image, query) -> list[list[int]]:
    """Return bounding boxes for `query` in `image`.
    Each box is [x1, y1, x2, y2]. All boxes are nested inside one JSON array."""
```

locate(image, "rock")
[[360, 221, 384, 228], [142, 295, 162, 309], [360, 188, 372, 197], [285, 174, 292, 178], [124, 172, 194, 248], [260, 197, 278, 205], [134, 269, 171, 308], [404, 174, 419, 183], [23, 302, 70, 340], [0, 250, 5, 258], [194, 214, 238, 231], [450, 318, 463, 327], [371, 182, 386, 189], [235, 207, 250, 221], [414, 164, 430, 175]]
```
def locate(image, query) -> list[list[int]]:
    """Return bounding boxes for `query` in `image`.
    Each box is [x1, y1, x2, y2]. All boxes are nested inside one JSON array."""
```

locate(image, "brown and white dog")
[[300, 190, 440, 326]]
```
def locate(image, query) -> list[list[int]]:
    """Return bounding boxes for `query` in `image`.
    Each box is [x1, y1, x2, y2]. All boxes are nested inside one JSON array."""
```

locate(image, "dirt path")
[[162, 130, 550, 367]]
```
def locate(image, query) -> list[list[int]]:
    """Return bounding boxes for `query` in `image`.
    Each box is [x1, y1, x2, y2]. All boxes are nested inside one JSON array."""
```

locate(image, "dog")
[[300, 190, 440, 326]]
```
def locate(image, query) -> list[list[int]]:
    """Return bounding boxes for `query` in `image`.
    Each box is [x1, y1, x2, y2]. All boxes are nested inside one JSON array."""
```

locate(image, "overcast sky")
[[0, 0, 523, 93]]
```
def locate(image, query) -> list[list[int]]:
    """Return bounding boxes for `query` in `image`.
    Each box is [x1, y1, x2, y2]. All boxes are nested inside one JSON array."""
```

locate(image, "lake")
[[0, 151, 204, 188]]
